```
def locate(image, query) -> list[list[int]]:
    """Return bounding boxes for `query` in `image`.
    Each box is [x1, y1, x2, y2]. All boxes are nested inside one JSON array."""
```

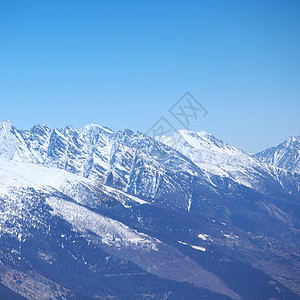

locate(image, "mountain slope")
[[0, 120, 114, 180], [0, 159, 299, 299], [0, 159, 242, 299], [255, 136, 300, 173], [157, 129, 300, 196], [0, 121, 299, 299]]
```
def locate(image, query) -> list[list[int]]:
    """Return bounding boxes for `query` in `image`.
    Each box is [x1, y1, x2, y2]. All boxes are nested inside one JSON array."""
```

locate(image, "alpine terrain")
[[0, 120, 299, 299]]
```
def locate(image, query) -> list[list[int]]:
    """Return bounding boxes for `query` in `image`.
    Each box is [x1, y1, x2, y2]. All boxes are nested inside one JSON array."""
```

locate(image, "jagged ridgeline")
[[0, 120, 299, 299]]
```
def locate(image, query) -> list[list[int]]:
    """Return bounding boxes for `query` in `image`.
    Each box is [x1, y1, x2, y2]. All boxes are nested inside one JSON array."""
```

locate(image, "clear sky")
[[0, 0, 299, 153]]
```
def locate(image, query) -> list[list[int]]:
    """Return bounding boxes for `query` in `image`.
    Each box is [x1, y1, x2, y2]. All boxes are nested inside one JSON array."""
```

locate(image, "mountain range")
[[0, 120, 299, 299]]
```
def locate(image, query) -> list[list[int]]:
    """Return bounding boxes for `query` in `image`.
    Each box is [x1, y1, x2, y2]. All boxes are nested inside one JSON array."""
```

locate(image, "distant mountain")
[[0, 120, 299, 299], [157, 129, 300, 196], [255, 136, 300, 173]]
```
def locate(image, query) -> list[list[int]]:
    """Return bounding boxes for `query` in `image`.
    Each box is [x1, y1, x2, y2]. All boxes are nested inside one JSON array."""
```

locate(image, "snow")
[[47, 197, 158, 251], [191, 245, 206, 252], [0, 157, 156, 251], [198, 234, 207, 240], [1, 120, 299, 219], [223, 233, 238, 239], [178, 241, 206, 252], [81, 123, 114, 134], [255, 136, 300, 173], [198, 233, 213, 241], [0, 158, 89, 196], [104, 185, 148, 205], [177, 240, 188, 245], [0, 121, 117, 181], [157, 129, 277, 190], [0, 158, 147, 209]]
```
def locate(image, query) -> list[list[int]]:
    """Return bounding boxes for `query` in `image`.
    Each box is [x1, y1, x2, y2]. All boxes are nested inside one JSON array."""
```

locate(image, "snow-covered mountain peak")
[[255, 135, 300, 173], [0, 120, 15, 142], [175, 129, 246, 156], [30, 123, 51, 133], [177, 129, 216, 146], [157, 129, 298, 190], [80, 123, 114, 134], [284, 135, 300, 146], [0, 119, 14, 129], [177, 129, 213, 139], [1, 121, 299, 198]]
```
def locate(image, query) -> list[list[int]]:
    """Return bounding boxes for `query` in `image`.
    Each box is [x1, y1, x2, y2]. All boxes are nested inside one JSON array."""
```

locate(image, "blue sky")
[[0, 0, 299, 152]]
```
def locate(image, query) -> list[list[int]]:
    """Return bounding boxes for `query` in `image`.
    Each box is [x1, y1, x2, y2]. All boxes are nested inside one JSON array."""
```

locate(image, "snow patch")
[[47, 197, 159, 251], [191, 245, 206, 252]]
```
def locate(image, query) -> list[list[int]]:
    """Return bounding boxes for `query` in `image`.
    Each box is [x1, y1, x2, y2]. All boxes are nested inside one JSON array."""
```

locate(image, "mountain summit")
[[255, 136, 300, 173]]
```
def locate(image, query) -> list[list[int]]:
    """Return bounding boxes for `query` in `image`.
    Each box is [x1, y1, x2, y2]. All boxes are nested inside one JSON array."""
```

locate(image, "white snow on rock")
[[157, 130, 259, 188], [46, 197, 158, 250], [157, 129, 300, 193], [0, 158, 89, 196], [191, 245, 206, 252], [178, 241, 206, 252], [0, 158, 148, 208], [198, 233, 213, 241], [255, 136, 300, 174], [103, 185, 148, 205], [0, 157, 154, 251]]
